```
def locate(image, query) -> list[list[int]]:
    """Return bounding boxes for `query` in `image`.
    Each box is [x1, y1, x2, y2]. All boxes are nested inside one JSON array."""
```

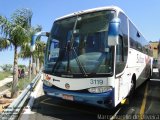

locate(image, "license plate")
[[62, 94, 74, 101], [153, 68, 158, 72]]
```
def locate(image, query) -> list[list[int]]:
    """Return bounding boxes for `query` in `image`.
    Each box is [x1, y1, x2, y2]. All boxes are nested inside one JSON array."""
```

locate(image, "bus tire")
[[147, 69, 151, 81]]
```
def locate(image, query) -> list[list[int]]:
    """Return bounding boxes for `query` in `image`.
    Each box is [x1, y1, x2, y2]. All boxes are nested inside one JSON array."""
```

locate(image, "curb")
[[19, 75, 43, 120]]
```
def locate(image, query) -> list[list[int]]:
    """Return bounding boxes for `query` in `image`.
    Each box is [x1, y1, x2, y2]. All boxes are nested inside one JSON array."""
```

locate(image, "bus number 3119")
[[90, 79, 104, 85]]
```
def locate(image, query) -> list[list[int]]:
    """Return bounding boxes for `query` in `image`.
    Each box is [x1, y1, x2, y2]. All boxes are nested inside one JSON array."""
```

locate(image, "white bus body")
[[42, 6, 153, 108]]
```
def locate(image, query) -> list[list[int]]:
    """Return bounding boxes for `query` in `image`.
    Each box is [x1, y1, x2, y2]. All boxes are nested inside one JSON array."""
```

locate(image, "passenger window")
[[116, 36, 124, 62], [116, 12, 128, 75], [116, 36, 125, 75]]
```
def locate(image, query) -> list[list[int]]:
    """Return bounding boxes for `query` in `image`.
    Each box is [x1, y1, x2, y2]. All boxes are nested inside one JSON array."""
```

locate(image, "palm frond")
[[0, 37, 11, 51], [10, 25, 30, 46], [11, 8, 33, 29], [0, 16, 12, 38]]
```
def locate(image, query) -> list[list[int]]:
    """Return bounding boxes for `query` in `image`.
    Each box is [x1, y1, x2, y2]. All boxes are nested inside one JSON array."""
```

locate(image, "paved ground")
[[17, 70, 160, 120], [117, 80, 160, 119], [0, 76, 13, 112], [0, 76, 12, 88], [0, 76, 12, 97]]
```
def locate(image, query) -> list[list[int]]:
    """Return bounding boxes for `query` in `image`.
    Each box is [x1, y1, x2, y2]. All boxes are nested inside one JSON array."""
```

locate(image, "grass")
[[18, 75, 35, 90], [0, 71, 12, 80], [0, 71, 36, 90]]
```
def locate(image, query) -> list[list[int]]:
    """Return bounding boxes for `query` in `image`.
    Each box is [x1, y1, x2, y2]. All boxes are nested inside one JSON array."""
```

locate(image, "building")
[[150, 41, 159, 60]]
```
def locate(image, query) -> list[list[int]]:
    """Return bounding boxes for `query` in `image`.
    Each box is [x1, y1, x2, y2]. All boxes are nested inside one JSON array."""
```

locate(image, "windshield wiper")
[[70, 16, 81, 48], [68, 15, 87, 77], [66, 41, 71, 73], [72, 47, 87, 77], [52, 15, 87, 77], [52, 49, 65, 73]]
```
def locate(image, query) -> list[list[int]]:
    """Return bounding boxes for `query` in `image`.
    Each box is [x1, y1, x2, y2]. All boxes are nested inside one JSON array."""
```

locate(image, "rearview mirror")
[[30, 31, 50, 52], [108, 18, 120, 46]]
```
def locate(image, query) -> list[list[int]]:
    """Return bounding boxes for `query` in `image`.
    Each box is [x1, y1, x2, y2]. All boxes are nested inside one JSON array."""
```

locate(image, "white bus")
[[38, 6, 153, 108]]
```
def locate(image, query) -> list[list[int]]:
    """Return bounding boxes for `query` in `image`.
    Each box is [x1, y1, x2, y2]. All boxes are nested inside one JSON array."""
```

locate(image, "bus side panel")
[[114, 67, 132, 107], [127, 48, 151, 88]]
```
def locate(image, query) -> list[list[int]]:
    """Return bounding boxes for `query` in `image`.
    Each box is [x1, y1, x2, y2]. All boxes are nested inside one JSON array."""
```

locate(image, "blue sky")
[[0, 0, 160, 66]]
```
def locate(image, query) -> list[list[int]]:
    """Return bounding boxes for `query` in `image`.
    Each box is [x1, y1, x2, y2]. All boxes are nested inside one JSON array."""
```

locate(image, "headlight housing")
[[43, 80, 52, 87], [88, 86, 112, 93], [43, 73, 52, 87]]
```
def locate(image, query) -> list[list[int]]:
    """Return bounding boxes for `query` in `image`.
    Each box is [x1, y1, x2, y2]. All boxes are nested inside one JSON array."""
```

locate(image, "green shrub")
[[0, 71, 12, 80], [18, 75, 35, 90], [0, 64, 13, 72]]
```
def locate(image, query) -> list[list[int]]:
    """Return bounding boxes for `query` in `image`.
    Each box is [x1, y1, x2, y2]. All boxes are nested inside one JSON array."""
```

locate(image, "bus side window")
[[116, 36, 124, 62], [116, 35, 126, 75], [116, 12, 128, 75]]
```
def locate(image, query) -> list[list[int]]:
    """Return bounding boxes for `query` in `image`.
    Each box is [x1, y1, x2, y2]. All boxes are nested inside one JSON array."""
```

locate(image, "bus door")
[[115, 36, 129, 100]]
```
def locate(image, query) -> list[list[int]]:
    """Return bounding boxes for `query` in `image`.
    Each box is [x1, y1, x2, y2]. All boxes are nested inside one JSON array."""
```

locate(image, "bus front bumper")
[[43, 84, 114, 108]]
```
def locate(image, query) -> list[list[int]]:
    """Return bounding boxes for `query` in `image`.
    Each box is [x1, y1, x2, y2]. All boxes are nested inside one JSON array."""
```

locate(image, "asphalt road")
[[117, 80, 160, 120], [25, 94, 120, 120], [117, 70, 160, 120], [20, 71, 160, 120]]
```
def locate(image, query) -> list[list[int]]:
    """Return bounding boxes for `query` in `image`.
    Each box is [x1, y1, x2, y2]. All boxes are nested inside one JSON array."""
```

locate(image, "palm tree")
[[0, 8, 32, 98], [30, 26, 43, 75], [19, 40, 46, 76], [34, 40, 46, 72], [19, 25, 44, 76]]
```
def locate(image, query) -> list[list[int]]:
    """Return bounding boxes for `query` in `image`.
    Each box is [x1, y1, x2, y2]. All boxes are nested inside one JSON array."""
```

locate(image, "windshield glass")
[[45, 10, 115, 77]]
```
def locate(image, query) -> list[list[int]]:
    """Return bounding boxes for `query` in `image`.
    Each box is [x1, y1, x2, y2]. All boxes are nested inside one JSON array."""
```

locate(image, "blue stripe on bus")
[[43, 84, 114, 109]]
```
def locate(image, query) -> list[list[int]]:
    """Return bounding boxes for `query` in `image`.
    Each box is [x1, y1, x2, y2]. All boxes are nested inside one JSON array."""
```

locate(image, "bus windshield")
[[45, 10, 115, 77]]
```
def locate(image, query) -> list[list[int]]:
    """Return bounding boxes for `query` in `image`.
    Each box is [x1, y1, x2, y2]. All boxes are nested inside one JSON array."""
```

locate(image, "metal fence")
[[1, 71, 42, 120]]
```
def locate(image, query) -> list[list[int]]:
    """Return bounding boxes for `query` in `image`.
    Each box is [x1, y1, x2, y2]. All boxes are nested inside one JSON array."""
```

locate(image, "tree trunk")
[[32, 56, 36, 75], [29, 58, 32, 80], [36, 58, 39, 73], [39, 61, 42, 70], [11, 46, 19, 98]]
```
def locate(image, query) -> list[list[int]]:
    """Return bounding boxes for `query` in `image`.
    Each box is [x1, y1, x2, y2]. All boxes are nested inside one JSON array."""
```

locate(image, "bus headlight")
[[43, 80, 52, 87], [88, 86, 112, 93]]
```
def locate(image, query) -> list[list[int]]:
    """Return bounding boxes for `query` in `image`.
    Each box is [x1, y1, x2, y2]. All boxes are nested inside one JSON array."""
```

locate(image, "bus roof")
[[55, 6, 124, 21], [54, 6, 150, 43]]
